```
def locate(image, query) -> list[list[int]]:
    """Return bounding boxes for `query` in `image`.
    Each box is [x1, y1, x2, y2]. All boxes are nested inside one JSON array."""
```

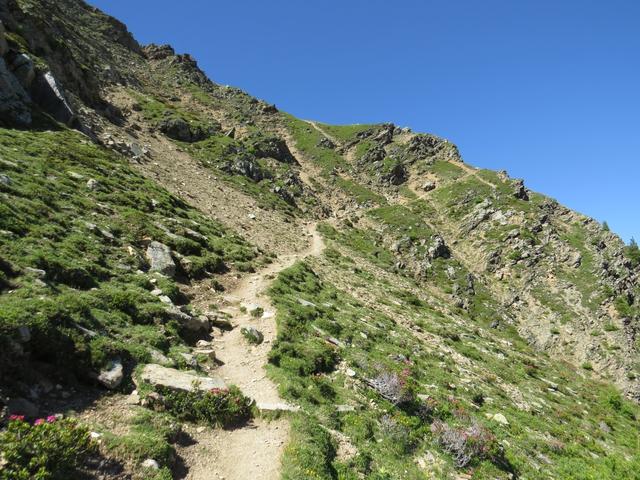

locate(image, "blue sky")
[[90, 0, 640, 242]]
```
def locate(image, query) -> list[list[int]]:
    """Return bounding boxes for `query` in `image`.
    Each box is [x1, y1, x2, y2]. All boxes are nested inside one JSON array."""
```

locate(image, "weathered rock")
[[422, 181, 436, 192], [149, 349, 175, 367], [146, 241, 176, 277], [86, 178, 100, 190], [143, 43, 175, 60], [0, 21, 8, 57], [428, 235, 450, 259], [486, 412, 509, 426], [10, 54, 35, 89], [209, 315, 233, 330], [135, 364, 226, 393], [513, 179, 529, 201], [224, 155, 266, 181], [0, 58, 32, 126], [31, 71, 75, 125], [165, 306, 209, 334], [157, 117, 213, 142], [241, 326, 264, 344], [360, 144, 386, 164], [97, 359, 124, 389], [382, 163, 407, 185], [247, 135, 296, 163], [318, 137, 336, 149]]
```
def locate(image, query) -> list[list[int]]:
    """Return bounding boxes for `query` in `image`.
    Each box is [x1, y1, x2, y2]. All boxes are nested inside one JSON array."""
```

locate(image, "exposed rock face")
[[224, 155, 266, 181], [31, 71, 75, 125], [157, 117, 213, 142], [9, 53, 35, 88], [135, 364, 226, 393], [513, 179, 529, 201], [428, 235, 451, 259], [383, 163, 408, 186], [143, 43, 175, 60], [0, 58, 31, 126], [146, 241, 176, 277], [247, 135, 296, 163]]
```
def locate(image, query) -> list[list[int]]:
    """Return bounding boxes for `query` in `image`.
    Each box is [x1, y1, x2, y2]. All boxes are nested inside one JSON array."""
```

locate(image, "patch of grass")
[[281, 414, 338, 480]]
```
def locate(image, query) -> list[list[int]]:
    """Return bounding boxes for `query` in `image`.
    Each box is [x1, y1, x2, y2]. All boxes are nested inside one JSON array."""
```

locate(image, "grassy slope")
[[0, 126, 257, 382], [269, 241, 640, 480]]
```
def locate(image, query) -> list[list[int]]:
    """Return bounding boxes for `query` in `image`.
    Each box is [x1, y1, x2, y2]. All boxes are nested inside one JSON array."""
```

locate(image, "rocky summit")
[[0, 1, 639, 479]]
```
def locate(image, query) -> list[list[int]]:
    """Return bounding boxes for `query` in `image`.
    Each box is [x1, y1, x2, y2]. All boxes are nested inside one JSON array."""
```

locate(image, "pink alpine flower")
[[34, 418, 45, 425], [9, 415, 25, 422], [46, 415, 57, 423]]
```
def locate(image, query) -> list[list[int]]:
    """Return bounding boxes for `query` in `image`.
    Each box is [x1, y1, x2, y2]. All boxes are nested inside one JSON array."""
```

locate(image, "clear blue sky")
[[90, 0, 640, 242]]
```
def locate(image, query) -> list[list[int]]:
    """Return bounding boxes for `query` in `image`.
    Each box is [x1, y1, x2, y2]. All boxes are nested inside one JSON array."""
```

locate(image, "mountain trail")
[[305, 120, 341, 146], [177, 221, 325, 480]]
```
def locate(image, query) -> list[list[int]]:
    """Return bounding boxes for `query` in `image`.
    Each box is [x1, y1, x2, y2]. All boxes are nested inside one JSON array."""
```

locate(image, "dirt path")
[[178, 221, 325, 480], [305, 120, 341, 146], [215, 222, 324, 405]]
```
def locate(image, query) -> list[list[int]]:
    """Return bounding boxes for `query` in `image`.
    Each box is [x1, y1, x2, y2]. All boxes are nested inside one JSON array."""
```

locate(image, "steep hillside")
[[0, 1, 639, 479]]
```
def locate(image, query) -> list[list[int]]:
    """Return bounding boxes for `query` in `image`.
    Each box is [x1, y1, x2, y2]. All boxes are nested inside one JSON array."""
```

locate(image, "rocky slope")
[[1, 0, 639, 479]]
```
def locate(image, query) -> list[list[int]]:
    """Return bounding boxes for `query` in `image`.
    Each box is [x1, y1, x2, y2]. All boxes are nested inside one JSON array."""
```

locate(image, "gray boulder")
[[146, 241, 176, 277], [0, 58, 32, 126], [31, 71, 75, 125], [135, 364, 226, 393]]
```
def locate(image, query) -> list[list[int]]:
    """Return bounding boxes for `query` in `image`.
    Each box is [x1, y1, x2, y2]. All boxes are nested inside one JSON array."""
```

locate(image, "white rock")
[[141, 458, 159, 470], [97, 359, 123, 389], [135, 364, 226, 393]]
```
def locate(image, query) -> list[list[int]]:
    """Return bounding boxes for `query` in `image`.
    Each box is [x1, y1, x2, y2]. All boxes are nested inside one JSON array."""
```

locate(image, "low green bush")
[[0, 416, 95, 480], [149, 385, 253, 427]]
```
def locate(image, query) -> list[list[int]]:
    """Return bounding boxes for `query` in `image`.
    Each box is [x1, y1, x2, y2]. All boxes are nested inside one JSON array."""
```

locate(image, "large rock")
[[224, 155, 266, 181], [0, 21, 8, 57], [247, 135, 296, 163], [0, 58, 31, 126], [428, 235, 451, 259], [135, 364, 226, 393], [165, 306, 209, 334], [157, 117, 212, 142], [31, 71, 75, 125], [513, 179, 529, 201], [146, 241, 176, 277], [97, 359, 124, 389]]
